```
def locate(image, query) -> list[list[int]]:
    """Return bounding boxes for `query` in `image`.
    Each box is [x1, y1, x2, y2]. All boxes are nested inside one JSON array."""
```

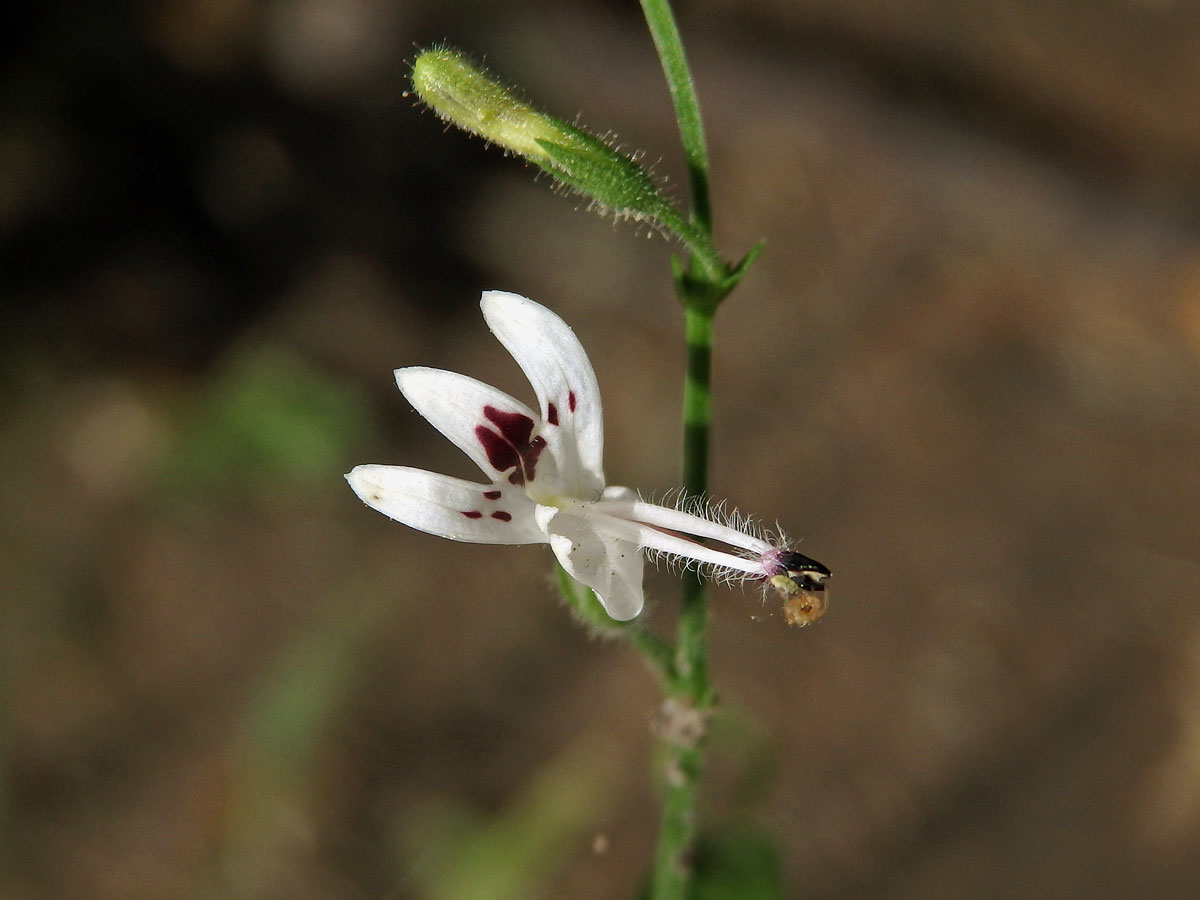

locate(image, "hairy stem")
[[639, 0, 713, 236], [676, 306, 716, 707], [640, 3, 724, 898], [650, 293, 717, 900], [638, 1, 772, 896]]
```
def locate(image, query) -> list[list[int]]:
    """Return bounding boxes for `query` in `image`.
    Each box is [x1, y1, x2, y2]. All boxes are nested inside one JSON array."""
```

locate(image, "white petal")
[[395, 367, 558, 489], [481, 291, 605, 500], [535, 505, 644, 620], [346, 465, 545, 544]]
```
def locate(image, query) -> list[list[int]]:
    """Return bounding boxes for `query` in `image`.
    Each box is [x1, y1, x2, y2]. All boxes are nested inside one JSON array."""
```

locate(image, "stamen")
[[575, 503, 767, 580], [591, 497, 774, 555]]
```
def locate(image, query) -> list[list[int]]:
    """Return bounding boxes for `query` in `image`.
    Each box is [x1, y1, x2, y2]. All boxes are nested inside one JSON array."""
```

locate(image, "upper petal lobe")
[[395, 367, 558, 489], [481, 291, 605, 500]]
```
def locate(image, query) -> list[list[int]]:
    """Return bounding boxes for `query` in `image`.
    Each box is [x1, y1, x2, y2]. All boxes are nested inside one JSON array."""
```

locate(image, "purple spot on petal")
[[568, 391, 577, 412], [475, 405, 546, 487], [491, 511, 512, 522], [484, 406, 534, 445], [483, 490, 502, 500], [475, 425, 520, 475], [546, 403, 559, 426], [461, 510, 483, 519]]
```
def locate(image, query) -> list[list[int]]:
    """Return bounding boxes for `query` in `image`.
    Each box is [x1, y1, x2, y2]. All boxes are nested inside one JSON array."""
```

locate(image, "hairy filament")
[[592, 497, 773, 555]]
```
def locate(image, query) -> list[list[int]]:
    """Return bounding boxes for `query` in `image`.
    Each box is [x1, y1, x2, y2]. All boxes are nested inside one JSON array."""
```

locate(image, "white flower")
[[346, 291, 829, 621]]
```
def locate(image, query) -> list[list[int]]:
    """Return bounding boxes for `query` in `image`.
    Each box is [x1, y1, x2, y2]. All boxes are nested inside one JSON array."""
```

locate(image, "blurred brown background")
[[4, 1, 1200, 898]]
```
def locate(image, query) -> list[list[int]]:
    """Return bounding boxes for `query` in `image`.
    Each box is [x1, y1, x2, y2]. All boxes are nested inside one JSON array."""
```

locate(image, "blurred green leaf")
[[218, 581, 396, 890], [406, 738, 621, 900], [159, 343, 369, 500], [235, 595, 384, 781]]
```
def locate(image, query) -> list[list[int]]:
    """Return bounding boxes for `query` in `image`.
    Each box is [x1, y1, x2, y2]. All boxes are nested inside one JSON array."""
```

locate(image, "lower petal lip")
[[345, 465, 546, 545]]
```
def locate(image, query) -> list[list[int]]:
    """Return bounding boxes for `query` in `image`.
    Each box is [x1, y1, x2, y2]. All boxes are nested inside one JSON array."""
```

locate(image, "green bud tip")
[[411, 48, 564, 161]]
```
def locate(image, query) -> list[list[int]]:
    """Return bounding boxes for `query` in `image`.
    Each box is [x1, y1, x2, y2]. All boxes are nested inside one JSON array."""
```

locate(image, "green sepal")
[[536, 128, 675, 224], [555, 561, 624, 636]]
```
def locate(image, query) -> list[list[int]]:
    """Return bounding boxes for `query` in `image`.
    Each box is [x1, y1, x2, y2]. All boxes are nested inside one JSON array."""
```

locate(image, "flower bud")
[[411, 47, 674, 224], [411, 48, 563, 160]]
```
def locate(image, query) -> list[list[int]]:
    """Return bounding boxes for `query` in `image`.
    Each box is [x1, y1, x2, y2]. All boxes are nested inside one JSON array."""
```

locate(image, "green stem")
[[650, 736, 704, 899], [639, 0, 713, 235], [681, 306, 714, 500], [653, 205, 724, 280], [677, 306, 715, 705], [650, 293, 716, 900], [639, 3, 753, 898]]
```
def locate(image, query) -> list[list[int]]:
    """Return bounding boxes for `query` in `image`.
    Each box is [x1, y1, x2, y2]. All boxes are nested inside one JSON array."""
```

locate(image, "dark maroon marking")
[[546, 403, 559, 426], [483, 490, 502, 500], [474, 405, 547, 486], [461, 510, 483, 519], [568, 391, 577, 412], [484, 405, 534, 444], [490, 511, 512, 522], [475, 426, 519, 474]]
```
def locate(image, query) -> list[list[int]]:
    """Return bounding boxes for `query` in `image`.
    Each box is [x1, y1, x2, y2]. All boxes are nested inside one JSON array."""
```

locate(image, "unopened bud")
[[411, 47, 674, 224], [411, 48, 562, 161]]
